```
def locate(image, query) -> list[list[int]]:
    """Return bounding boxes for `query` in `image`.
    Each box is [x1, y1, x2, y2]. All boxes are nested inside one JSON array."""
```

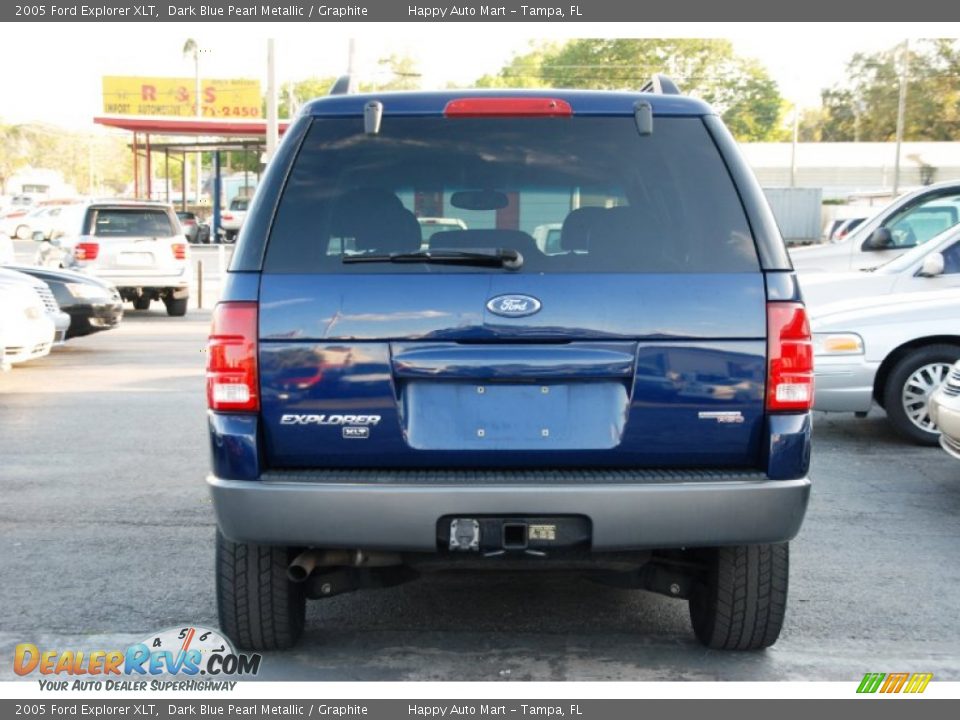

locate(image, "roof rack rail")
[[328, 74, 358, 95], [640, 74, 682, 95]]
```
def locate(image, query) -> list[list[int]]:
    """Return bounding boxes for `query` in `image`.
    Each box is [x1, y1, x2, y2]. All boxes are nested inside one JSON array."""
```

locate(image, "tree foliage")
[[0, 122, 132, 195], [474, 39, 787, 141], [802, 39, 960, 142]]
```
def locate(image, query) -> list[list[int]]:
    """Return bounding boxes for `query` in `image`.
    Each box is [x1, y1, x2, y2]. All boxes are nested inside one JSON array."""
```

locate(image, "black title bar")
[[4, 0, 960, 22]]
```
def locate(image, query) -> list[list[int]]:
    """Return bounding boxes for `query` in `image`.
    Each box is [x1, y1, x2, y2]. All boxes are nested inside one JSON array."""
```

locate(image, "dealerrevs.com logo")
[[14, 626, 260, 690]]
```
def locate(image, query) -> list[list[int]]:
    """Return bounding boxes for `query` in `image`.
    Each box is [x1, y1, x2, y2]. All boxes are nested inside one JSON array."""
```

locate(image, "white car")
[[812, 288, 960, 445], [0, 207, 33, 239], [800, 223, 960, 309], [0, 234, 13, 264], [532, 223, 563, 254], [220, 197, 249, 243], [929, 361, 960, 459], [35, 200, 191, 317], [0, 272, 57, 367], [791, 180, 960, 273]]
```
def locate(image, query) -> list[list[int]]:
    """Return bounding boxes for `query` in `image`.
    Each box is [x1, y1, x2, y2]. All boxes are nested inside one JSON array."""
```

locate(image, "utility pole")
[[790, 103, 799, 187], [265, 39, 278, 163], [893, 39, 909, 195]]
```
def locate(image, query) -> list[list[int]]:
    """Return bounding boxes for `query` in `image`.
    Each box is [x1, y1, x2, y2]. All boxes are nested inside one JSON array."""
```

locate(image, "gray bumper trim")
[[208, 475, 811, 551]]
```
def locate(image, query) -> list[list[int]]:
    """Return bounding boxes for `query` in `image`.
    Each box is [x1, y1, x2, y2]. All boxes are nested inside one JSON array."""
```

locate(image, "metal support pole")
[[181, 152, 187, 211], [213, 150, 222, 241], [196, 260, 203, 309], [266, 38, 278, 163], [133, 132, 139, 199], [893, 39, 909, 195], [145, 134, 152, 200]]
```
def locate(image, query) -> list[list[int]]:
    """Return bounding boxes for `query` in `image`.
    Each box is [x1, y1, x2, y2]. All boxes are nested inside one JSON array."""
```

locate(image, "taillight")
[[221, 213, 233, 221], [74, 242, 99, 261], [444, 97, 573, 117], [172, 243, 187, 260], [207, 302, 258, 412], [767, 302, 814, 411]]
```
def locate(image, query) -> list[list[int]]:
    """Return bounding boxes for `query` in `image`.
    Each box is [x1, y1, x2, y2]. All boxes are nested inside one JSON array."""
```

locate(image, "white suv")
[[36, 200, 191, 317]]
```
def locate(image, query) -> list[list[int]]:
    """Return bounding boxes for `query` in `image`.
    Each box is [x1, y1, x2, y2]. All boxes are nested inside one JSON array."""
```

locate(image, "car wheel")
[[688, 544, 788, 650], [883, 344, 960, 445], [216, 530, 305, 651], [15, 224, 30, 240], [132, 295, 151, 310], [164, 296, 188, 317]]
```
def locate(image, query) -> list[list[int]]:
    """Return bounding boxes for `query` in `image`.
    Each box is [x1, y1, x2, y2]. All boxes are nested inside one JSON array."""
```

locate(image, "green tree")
[[804, 40, 960, 142], [471, 39, 787, 141]]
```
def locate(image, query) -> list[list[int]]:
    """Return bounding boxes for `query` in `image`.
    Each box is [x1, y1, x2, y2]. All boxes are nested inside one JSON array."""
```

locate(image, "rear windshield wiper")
[[343, 248, 523, 270]]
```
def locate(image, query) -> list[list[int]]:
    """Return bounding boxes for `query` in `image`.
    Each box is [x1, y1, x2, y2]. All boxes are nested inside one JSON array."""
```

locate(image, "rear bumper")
[[208, 472, 811, 552]]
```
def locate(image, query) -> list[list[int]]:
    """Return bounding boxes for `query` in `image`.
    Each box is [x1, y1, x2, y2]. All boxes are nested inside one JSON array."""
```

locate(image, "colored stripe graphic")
[[857, 673, 885, 693], [857, 672, 932, 694], [904, 673, 933, 694]]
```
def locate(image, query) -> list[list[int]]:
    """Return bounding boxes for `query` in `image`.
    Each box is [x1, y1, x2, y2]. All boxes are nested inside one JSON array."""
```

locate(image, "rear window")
[[264, 116, 758, 274], [230, 198, 250, 211], [87, 208, 175, 237]]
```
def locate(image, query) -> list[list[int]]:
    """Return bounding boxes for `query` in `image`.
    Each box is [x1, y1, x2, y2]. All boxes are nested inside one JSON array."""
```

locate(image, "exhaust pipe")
[[287, 549, 403, 583]]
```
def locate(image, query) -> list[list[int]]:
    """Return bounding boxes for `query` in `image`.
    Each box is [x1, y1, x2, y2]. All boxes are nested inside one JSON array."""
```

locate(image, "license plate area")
[[400, 381, 628, 450], [439, 515, 591, 553], [118, 252, 155, 267]]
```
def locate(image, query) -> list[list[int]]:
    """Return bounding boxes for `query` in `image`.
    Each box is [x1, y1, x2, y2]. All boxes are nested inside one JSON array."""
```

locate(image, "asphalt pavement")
[[0, 310, 958, 681]]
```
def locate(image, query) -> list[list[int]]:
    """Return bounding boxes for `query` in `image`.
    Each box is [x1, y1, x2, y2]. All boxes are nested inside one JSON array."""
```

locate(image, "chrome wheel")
[[901, 362, 950, 432]]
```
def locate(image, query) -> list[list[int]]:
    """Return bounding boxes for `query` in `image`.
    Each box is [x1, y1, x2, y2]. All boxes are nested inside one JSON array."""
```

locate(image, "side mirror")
[[919, 252, 945, 278], [863, 227, 894, 251]]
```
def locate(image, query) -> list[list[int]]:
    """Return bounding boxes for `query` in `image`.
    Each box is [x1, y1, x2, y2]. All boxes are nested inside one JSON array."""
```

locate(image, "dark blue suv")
[[206, 80, 812, 652]]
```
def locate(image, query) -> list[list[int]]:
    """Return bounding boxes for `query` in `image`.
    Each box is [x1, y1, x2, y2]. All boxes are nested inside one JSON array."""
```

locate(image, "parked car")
[[0, 271, 57, 366], [220, 197, 249, 242], [792, 181, 960, 272], [800, 223, 960, 309], [33, 200, 191, 317], [831, 216, 866, 243], [929, 360, 960, 459], [416, 217, 467, 245], [177, 211, 203, 244], [532, 222, 563, 254], [4, 263, 122, 339], [207, 84, 812, 652], [0, 234, 13, 264], [811, 288, 960, 444], [0, 207, 33, 239]]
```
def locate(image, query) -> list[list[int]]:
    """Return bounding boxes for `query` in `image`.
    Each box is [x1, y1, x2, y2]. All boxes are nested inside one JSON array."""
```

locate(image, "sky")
[[1, 22, 957, 131]]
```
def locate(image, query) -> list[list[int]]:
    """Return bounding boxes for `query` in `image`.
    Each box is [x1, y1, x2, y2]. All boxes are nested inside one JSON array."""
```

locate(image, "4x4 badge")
[[486, 294, 542, 318]]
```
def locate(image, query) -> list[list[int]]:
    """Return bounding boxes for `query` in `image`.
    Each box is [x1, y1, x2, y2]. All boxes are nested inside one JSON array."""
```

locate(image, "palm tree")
[[182, 38, 200, 116]]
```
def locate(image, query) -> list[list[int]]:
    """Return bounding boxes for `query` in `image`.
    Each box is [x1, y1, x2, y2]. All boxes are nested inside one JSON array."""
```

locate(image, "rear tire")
[[882, 345, 959, 445], [164, 296, 188, 317], [216, 530, 306, 651], [688, 543, 788, 650], [132, 295, 151, 310]]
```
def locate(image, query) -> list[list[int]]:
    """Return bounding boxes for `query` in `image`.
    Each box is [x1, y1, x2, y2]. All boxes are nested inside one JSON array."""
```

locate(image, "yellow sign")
[[102, 76, 261, 118]]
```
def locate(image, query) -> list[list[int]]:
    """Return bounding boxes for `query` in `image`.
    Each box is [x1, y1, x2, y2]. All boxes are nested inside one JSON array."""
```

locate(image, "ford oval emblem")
[[486, 294, 542, 318]]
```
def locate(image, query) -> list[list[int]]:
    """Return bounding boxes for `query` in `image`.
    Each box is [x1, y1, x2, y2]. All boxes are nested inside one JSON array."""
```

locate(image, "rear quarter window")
[[264, 115, 758, 274]]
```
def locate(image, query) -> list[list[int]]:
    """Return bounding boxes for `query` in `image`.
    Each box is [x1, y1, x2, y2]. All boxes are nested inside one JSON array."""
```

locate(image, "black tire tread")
[[165, 297, 189, 317], [689, 543, 788, 651], [216, 531, 305, 651]]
